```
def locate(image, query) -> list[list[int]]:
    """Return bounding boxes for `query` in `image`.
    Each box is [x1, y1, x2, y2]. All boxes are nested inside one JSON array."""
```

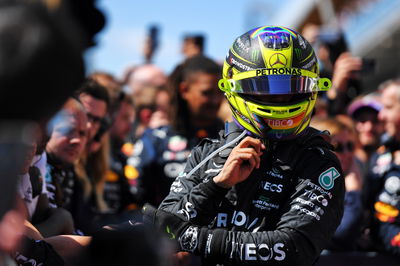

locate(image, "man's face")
[[79, 93, 107, 141], [354, 109, 383, 148], [181, 72, 222, 124], [46, 111, 88, 165], [110, 101, 135, 142], [332, 130, 355, 174], [378, 85, 400, 141]]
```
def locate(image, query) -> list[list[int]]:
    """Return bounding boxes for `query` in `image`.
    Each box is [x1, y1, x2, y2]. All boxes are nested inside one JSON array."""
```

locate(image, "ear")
[[179, 81, 189, 100]]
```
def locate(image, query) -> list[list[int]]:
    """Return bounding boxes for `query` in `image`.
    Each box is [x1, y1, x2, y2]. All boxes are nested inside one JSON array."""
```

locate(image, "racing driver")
[[143, 25, 345, 266]]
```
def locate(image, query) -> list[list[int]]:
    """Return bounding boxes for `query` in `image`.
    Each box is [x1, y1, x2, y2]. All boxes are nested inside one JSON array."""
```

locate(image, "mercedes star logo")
[[269, 53, 287, 68]]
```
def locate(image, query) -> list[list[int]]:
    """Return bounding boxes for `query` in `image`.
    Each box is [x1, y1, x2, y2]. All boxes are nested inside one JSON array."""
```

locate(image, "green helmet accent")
[[220, 26, 331, 140]]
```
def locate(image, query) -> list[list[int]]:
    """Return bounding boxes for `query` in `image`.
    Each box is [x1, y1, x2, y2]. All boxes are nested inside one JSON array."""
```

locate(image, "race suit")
[[128, 122, 222, 207], [367, 146, 400, 255], [159, 122, 345, 266]]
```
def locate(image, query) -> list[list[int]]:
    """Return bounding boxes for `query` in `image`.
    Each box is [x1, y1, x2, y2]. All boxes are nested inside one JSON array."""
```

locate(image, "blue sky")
[[88, 0, 285, 78]]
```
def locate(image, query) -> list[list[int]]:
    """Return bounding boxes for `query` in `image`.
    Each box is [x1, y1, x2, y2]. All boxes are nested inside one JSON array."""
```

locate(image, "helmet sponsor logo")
[[233, 107, 251, 124], [251, 49, 260, 62], [298, 35, 307, 49], [318, 167, 340, 190], [235, 37, 250, 53], [255, 68, 302, 76], [269, 53, 287, 68], [267, 119, 293, 128], [294, 48, 302, 59], [260, 111, 306, 130], [301, 57, 317, 70], [230, 57, 255, 71]]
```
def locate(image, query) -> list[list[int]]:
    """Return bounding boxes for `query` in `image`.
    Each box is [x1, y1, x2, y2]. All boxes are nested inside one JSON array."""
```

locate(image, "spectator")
[[15, 138, 74, 238], [302, 24, 363, 116], [106, 93, 137, 213], [74, 79, 111, 228], [0, 0, 90, 260], [348, 92, 384, 166], [17, 142, 39, 219], [90, 71, 125, 115], [149, 86, 171, 129], [130, 86, 160, 141], [45, 98, 88, 234], [91, 72, 139, 216], [130, 55, 224, 207], [311, 117, 363, 251], [181, 34, 205, 59], [84, 134, 111, 214], [123, 64, 167, 98], [367, 79, 400, 256], [0, 0, 104, 264], [77, 79, 110, 144]]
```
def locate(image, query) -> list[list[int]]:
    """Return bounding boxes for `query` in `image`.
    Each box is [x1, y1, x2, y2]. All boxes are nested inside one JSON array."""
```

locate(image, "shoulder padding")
[[273, 127, 334, 171]]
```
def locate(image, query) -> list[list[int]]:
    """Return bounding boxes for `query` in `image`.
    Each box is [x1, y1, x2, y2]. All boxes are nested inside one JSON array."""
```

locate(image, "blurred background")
[[90, 0, 400, 93]]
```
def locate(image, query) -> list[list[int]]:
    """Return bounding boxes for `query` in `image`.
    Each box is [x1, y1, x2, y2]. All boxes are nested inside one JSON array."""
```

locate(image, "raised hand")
[[213, 136, 265, 188]]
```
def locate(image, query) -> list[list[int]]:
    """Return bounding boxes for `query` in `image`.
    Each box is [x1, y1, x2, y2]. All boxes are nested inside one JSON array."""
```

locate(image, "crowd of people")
[[0, 1, 399, 266]]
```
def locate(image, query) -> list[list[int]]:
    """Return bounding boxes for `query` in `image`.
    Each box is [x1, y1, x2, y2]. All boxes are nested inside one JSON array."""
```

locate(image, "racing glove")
[[142, 204, 227, 257]]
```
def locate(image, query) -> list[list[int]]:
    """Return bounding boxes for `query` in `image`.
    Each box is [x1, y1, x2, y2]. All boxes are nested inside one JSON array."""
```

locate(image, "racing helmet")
[[219, 26, 331, 140]]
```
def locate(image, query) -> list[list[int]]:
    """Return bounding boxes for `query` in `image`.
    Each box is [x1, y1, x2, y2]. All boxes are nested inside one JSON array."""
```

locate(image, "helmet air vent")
[[289, 107, 301, 113], [257, 107, 271, 113]]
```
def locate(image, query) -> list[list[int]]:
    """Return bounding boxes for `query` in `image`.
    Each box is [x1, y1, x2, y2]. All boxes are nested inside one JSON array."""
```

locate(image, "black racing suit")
[[159, 123, 345, 265]]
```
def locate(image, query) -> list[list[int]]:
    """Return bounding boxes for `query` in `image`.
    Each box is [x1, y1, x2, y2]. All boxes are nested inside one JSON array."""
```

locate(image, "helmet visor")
[[229, 75, 317, 95], [218, 68, 331, 95]]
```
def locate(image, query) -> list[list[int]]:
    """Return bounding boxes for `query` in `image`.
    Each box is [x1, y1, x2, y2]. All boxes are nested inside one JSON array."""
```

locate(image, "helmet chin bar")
[[243, 99, 265, 138], [241, 94, 314, 141]]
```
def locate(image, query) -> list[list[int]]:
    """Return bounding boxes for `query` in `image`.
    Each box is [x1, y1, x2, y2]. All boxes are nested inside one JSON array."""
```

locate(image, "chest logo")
[[318, 167, 340, 190]]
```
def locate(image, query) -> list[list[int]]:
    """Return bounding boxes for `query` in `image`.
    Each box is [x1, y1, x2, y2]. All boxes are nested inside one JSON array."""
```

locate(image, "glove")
[[142, 204, 202, 253], [142, 204, 228, 259], [103, 219, 143, 232]]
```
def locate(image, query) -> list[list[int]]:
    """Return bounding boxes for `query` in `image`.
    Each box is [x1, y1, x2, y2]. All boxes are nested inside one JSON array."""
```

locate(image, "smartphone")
[[148, 25, 159, 51]]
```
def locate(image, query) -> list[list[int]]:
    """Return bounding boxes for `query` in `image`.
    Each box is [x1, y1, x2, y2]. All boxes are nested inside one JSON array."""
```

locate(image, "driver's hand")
[[213, 136, 265, 188]]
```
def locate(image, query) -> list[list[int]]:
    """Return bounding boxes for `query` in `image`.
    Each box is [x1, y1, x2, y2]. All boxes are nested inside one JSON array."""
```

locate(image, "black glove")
[[142, 204, 205, 253], [103, 219, 143, 232]]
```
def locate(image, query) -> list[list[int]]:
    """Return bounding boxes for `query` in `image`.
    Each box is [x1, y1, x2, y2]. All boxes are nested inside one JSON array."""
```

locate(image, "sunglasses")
[[333, 141, 355, 153], [87, 113, 104, 124]]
